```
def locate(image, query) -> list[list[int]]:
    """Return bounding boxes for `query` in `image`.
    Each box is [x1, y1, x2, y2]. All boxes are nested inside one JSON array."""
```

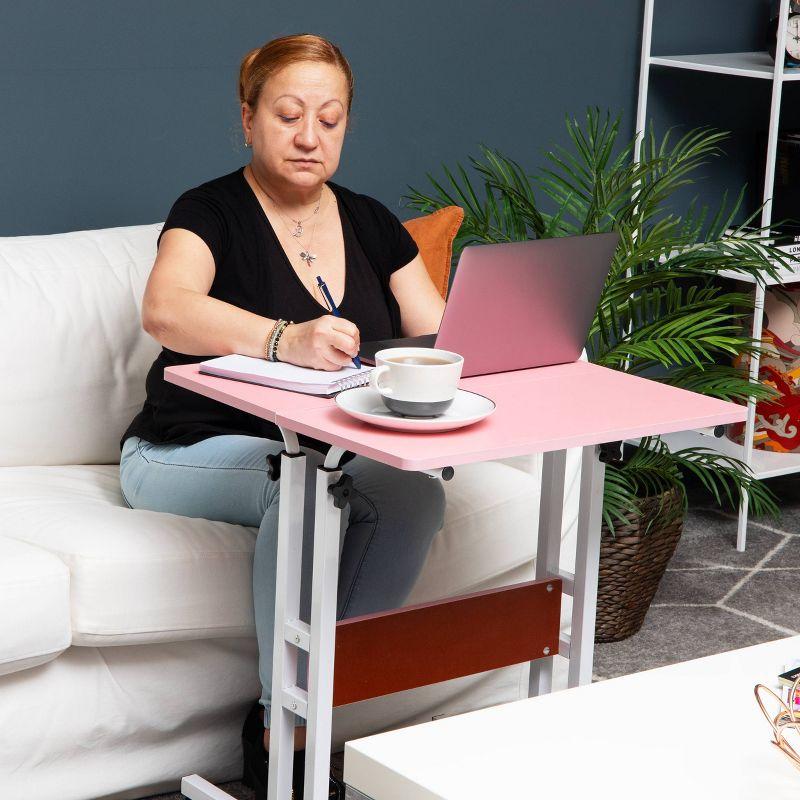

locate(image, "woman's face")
[[243, 60, 349, 192]]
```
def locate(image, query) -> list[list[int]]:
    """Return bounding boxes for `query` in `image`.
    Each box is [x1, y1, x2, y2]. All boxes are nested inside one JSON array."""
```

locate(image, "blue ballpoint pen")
[[316, 275, 362, 369]]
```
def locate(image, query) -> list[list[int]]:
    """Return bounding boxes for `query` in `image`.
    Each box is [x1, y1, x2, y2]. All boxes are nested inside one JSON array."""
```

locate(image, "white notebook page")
[[202, 354, 370, 387]]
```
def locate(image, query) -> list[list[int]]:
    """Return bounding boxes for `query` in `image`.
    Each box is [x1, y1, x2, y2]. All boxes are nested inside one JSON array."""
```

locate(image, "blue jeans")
[[119, 435, 445, 728]]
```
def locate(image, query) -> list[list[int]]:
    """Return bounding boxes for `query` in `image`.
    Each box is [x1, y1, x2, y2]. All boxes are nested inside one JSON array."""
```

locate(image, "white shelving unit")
[[649, 50, 800, 80], [717, 262, 800, 284], [636, 0, 800, 551], [657, 430, 800, 480]]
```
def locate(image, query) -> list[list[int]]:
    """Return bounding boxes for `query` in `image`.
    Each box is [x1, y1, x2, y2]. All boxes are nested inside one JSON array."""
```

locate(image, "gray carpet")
[[136, 476, 800, 799]]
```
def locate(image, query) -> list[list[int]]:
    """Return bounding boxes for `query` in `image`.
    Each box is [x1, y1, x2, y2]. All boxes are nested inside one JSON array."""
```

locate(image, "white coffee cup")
[[368, 347, 464, 417]]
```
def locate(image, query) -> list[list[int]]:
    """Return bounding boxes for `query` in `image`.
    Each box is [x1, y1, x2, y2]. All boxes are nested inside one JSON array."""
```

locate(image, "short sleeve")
[[360, 194, 420, 275], [156, 186, 230, 267], [389, 210, 420, 273]]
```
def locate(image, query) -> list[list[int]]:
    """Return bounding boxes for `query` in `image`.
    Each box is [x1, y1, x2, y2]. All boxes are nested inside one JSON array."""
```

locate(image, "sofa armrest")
[[0, 538, 71, 676]]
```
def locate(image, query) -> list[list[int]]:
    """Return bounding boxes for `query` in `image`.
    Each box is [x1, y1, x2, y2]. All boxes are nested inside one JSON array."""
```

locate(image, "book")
[[724, 226, 800, 258], [779, 664, 800, 689], [199, 354, 373, 396]]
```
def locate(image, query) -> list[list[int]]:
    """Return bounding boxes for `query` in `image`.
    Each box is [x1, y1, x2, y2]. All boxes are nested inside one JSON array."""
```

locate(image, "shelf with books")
[[720, 229, 800, 284], [717, 261, 800, 284]]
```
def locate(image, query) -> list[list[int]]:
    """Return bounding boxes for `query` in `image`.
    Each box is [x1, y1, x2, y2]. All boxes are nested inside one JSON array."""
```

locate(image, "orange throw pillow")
[[402, 206, 464, 299]]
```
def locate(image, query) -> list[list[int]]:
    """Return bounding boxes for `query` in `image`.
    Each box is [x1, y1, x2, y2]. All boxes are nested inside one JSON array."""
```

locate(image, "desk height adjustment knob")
[[328, 473, 354, 509], [266, 449, 304, 481], [598, 441, 623, 465], [265, 452, 281, 481]]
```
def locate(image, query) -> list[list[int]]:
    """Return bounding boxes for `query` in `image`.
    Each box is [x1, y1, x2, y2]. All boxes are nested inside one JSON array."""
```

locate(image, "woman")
[[118, 33, 447, 799]]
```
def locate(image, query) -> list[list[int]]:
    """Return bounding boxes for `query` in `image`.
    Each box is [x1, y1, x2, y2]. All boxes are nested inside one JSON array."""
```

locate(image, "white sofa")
[[0, 222, 581, 800]]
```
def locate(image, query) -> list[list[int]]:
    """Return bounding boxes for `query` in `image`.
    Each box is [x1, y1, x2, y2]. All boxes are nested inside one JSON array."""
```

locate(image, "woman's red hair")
[[238, 33, 354, 112]]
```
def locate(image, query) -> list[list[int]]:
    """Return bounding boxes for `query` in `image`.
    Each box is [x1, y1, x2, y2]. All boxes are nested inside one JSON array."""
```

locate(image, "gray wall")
[[3, 0, 792, 236]]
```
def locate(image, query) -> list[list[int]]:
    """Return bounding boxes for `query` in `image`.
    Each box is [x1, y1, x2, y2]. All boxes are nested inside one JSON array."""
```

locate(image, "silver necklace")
[[287, 200, 330, 306], [262, 186, 322, 237], [247, 167, 326, 259], [250, 168, 333, 305], [272, 189, 330, 267]]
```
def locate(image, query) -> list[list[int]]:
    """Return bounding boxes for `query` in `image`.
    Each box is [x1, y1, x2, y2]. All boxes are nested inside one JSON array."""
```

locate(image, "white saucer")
[[334, 387, 496, 433]]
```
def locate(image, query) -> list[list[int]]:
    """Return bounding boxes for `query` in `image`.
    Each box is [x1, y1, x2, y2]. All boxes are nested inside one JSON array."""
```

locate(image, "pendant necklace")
[[254, 170, 322, 237], [249, 167, 333, 308], [271, 189, 330, 271], [287, 202, 332, 310]]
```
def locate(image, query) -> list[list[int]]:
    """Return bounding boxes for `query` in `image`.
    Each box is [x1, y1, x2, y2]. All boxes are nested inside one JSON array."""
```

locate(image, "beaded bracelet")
[[269, 320, 292, 362], [271, 320, 291, 361], [267, 319, 285, 362], [264, 319, 281, 360]]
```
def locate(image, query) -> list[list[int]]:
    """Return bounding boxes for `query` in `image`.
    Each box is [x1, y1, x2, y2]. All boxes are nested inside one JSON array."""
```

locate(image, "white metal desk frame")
[[180, 430, 604, 800]]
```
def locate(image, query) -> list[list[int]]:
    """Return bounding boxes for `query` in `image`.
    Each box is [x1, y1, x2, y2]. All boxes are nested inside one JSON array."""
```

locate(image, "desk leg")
[[305, 448, 350, 800], [268, 433, 307, 800], [182, 438, 308, 800], [528, 450, 566, 697], [567, 445, 605, 688]]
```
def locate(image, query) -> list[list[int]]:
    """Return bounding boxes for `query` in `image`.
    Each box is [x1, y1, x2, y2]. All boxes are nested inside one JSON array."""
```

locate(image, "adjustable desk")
[[165, 360, 746, 800]]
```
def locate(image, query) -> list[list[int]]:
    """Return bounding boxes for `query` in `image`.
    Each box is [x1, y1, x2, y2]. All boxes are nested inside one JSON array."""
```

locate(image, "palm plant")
[[404, 108, 792, 533]]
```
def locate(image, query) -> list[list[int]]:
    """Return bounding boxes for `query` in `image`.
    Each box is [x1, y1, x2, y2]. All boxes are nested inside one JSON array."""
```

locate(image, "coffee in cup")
[[386, 355, 453, 366], [368, 347, 464, 417]]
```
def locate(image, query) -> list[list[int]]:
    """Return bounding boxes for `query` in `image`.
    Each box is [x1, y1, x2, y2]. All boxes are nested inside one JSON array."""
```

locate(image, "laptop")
[[360, 231, 619, 378]]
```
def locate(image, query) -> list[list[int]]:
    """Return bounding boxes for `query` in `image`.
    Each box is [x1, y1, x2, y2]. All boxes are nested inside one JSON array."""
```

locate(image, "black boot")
[[240, 699, 345, 799]]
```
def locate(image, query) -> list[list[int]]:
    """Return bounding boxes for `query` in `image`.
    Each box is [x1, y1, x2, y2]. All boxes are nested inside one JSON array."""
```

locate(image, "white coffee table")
[[344, 636, 800, 799]]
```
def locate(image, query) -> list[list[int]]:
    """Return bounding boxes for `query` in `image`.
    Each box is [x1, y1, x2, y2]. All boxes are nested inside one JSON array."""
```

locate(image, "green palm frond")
[[656, 364, 779, 404], [591, 285, 763, 371], [669, 445, 779, 518], [603, 438, 779, 534], [403, 108, 784, 531], [602, 439, 686, 532]]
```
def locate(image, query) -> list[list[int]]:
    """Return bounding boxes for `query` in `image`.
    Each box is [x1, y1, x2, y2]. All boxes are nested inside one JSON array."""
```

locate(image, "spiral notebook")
[[198, 354, 372, 396]]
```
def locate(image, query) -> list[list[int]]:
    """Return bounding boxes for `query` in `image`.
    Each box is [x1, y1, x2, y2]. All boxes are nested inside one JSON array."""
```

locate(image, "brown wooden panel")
[[333, 578, 561, 706]]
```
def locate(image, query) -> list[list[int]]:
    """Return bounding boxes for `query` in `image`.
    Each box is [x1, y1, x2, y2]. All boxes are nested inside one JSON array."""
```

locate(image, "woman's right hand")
[[275, 315, 361, 370]]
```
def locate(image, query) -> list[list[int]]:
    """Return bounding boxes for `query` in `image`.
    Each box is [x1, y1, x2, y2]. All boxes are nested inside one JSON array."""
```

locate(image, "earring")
[[244, 139, 251, 148]]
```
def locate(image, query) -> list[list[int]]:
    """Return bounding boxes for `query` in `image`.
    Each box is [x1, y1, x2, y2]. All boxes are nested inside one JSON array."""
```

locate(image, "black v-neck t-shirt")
[[120, 167, 418, 453]]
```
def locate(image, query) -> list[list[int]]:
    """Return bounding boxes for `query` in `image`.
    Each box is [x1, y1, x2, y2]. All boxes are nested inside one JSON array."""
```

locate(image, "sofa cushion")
[[0, 455, 552, 647], [408, 447, 582, 601], [408, 459, 540, 601], [0, 465, 256, 646], [0, 537, 71, 676], [0, 223, 162, 467], [402, 206, 464, 299]]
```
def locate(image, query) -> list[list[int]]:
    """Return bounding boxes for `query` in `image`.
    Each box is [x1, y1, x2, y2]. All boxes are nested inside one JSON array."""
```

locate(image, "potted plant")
[[404, 108, 789, 641]]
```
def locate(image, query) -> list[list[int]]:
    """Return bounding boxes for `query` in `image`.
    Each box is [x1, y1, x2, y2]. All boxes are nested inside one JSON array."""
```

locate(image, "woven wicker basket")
[[595, 487, 684, 643]]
